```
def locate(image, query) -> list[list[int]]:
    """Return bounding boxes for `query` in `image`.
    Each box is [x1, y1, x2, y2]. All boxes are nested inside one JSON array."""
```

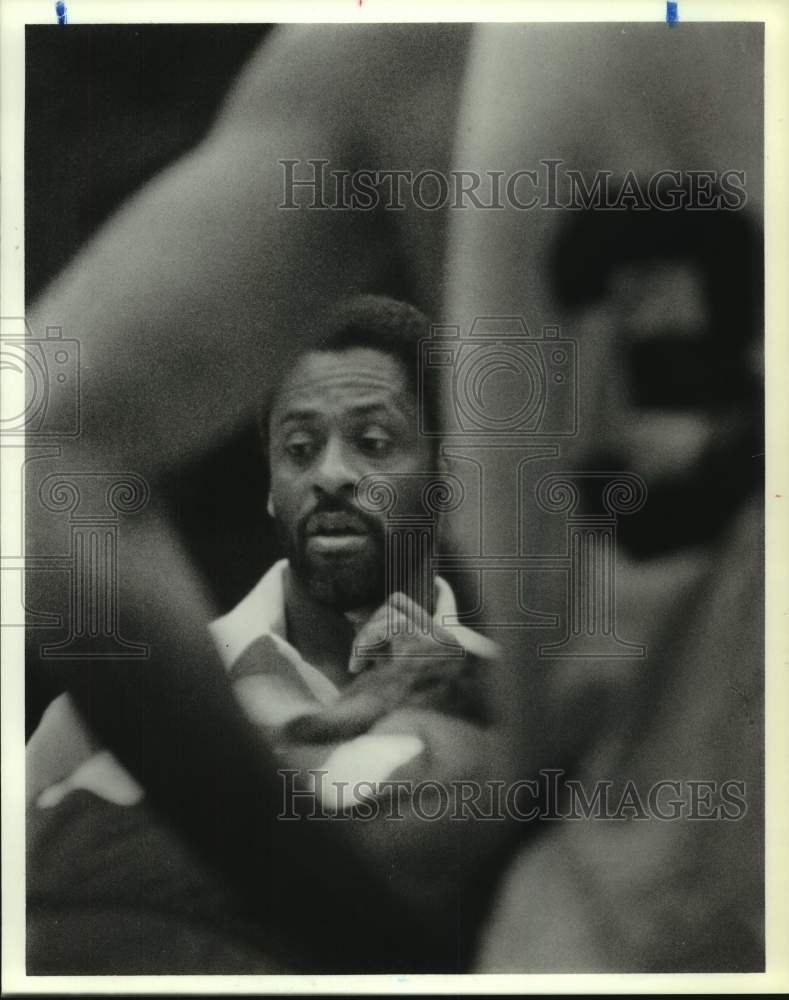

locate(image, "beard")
[[278, 499, 388, 612], [581, 431, 759, 560]]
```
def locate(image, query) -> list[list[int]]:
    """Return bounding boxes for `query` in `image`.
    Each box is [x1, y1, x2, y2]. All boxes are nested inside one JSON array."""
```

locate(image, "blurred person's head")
[[552, 195, 762, 556], [263, 294, 440, 611]]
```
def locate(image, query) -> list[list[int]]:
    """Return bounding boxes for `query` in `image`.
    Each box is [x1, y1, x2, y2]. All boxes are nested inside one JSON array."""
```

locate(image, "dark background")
[[26, 25, 268, 300]]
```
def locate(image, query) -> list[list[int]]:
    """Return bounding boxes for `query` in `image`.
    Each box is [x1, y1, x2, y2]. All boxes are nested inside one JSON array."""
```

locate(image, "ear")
[[266, 492, 275, 519]]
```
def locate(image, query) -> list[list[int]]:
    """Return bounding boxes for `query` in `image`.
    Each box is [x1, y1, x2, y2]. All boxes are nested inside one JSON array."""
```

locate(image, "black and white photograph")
[[1, 0, 786, 991]]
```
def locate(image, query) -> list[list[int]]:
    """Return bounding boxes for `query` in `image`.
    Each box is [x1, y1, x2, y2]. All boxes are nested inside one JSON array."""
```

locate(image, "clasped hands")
[[283, 592, 488, 745]]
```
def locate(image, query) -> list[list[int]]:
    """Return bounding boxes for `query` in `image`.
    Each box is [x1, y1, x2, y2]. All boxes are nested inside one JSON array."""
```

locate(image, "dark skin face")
[[268, 347, 436, 613], [587, 260, 760, 556]]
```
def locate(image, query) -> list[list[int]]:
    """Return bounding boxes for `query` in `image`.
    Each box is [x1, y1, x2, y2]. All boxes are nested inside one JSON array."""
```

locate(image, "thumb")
[[348, 594, 414, 674]]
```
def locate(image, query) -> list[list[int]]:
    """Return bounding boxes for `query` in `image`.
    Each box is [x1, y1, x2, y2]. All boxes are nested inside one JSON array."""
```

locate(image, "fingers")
[[390, 592, 465, 651], [281, 691, 389, 744], [348, 592, 420, 674], [348, 592, 467, 675], [388, 591, 429, 624]]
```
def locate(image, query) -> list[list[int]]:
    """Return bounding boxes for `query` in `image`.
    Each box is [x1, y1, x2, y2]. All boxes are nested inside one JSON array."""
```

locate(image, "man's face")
[[586, 260, 759, 555], [268, 347, 435, 610]]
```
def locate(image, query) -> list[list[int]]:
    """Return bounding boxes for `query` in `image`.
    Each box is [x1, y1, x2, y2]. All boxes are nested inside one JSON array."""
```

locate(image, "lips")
[[305, 510, 370, 536], [301, 508, 376, 558]]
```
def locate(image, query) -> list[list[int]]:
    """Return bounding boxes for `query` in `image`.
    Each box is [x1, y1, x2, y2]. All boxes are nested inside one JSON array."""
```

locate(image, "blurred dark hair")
[[551, 197, 763, 350], [259, 294, 440, 452]]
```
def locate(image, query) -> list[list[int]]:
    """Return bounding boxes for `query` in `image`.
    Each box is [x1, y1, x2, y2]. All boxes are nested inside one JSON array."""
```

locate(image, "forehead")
[[271, 348, 413, 422]]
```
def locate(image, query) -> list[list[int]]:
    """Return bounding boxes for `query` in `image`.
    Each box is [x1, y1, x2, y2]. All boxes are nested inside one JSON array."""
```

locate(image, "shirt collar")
[[209, 559, 498, 669]]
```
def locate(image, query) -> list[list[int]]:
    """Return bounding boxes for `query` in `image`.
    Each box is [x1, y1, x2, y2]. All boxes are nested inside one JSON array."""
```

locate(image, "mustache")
[[298, 498, 381, 539]]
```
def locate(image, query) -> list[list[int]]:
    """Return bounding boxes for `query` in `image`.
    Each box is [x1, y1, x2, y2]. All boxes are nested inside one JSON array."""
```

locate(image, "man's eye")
[[359, 429, 393, 455], [284, 435, 315, 461]]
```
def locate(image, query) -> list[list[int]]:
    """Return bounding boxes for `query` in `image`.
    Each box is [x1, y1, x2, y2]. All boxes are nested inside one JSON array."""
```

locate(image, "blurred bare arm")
[[26, 26, 405, 478]]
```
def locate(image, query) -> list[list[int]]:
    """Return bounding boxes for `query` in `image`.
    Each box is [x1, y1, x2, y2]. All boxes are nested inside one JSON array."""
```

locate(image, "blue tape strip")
[[55, 1, 67, 24], [666, 1, 678, 25]]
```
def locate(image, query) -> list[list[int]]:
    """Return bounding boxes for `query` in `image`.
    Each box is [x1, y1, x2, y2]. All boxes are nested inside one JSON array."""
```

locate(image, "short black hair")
[[260, 293, 441, 451]]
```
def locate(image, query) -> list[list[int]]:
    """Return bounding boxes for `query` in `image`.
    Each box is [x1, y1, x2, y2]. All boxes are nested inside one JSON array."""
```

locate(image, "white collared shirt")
[[209, 559, 497, 730]]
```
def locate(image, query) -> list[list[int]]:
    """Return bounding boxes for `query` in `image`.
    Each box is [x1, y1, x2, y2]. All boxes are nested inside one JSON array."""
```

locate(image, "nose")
[[312, 434, 358, 497]]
